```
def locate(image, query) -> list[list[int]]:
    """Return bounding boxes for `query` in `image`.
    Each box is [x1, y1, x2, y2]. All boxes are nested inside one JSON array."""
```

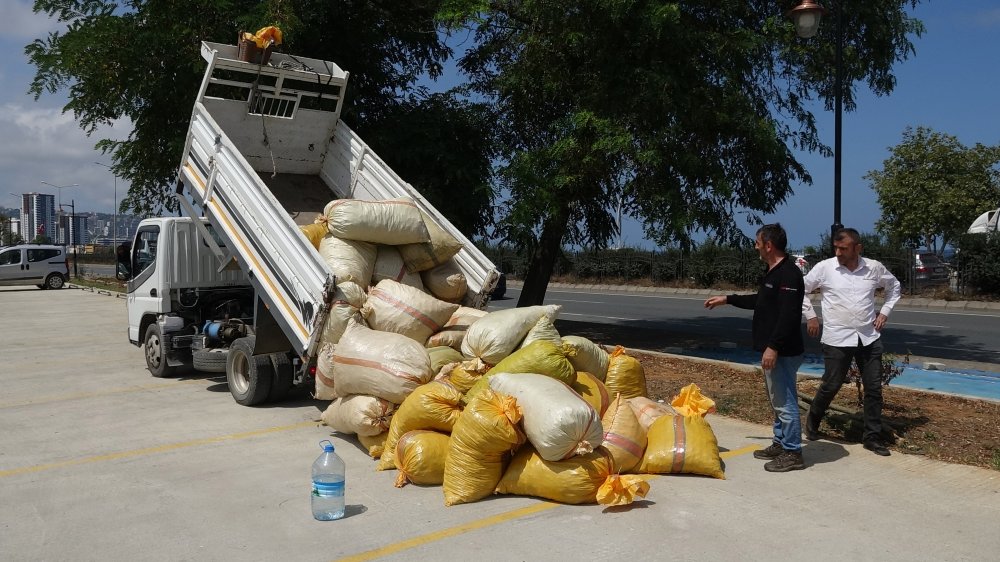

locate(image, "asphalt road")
[[3, 285, 999, 561], [490, 285, 1000, 368]]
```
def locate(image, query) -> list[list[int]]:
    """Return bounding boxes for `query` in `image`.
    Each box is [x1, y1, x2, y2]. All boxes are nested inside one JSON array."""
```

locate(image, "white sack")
[[319, 281, 367, 346], [420, 258, 467, 304], [362, 279, 460, 344], [319, 234, 377, 289], [372, 245, 424, 289], [461, 305, 561, 365], [398, 211, 464, 272], [315, 342, 338, 400], [321, 395, 396, 436], [488, 372, 603, 461], [426, 307, 489, 349], [324, 198, 429, 245], [332, 319, 433, 404]]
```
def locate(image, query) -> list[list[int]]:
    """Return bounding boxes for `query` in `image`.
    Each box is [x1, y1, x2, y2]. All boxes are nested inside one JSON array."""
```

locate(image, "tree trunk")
[[517, 203, 571, 307]]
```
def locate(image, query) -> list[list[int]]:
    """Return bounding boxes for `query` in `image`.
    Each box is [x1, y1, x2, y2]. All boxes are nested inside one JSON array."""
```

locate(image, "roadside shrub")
[[955, 233, 1000, 296]]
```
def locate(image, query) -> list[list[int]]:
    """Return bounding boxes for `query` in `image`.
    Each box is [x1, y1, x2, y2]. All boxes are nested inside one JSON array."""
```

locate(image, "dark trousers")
[[806, 338, 885, 444]]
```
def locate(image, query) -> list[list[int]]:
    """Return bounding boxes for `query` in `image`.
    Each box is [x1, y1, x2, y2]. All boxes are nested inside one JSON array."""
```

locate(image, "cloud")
[[0, 0, 64, 42], [0, 100, 132, 212], [975, 8, 1000, 27]]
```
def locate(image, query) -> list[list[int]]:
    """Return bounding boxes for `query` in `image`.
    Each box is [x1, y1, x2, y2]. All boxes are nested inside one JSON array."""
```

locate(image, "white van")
[[0, 244, 69, 289]]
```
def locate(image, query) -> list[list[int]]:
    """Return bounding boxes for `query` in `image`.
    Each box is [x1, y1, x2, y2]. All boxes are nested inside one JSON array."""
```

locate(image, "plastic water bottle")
[[312, 440, 346, 520]]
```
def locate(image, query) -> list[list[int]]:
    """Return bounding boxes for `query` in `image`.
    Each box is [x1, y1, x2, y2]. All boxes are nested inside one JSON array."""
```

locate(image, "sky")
[[1, 1, 998, 251]]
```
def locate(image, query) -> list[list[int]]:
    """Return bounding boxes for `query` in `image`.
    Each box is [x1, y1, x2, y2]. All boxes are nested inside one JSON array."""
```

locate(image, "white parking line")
[[560, 312, 640, 322]]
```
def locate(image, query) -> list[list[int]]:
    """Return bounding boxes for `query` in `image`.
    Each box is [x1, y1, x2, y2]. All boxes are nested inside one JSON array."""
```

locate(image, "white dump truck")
[[120, 42, 499, 405]]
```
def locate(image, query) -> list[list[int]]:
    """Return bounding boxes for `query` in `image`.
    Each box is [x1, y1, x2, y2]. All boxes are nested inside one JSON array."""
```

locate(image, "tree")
[[440, 0, 925, 306], [26, 0, 495, 232], [867, 126, 1000, 253]]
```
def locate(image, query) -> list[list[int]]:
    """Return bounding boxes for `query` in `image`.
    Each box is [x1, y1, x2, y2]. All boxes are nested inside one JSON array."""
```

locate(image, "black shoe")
[[754, 442, 784, 460], [764, 450, 805, 472], [863, 441, 891, 456], [804, 427, 822, 441]]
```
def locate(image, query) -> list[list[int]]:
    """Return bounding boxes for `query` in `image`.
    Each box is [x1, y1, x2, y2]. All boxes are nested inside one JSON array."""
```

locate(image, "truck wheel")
[[192, 348, 228, 373], [227, 336, 274, 406], [267, 353, 294, 403], [144, 324, 177, 378], [45, 273, 65, 290]]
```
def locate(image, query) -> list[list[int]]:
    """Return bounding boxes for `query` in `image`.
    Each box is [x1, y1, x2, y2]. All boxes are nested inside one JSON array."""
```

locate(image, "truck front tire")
[[144, 324, 177, 378], [227, 336, 274, 406]]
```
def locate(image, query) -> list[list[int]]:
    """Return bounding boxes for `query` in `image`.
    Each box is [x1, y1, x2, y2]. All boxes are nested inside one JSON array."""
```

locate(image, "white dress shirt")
[[802, 256, 902, 347]]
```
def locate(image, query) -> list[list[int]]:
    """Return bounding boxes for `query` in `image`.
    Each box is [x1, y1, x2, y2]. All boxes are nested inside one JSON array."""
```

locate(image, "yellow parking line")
[[0, 421, 316, 479], [721, 444, 761, 459], [0, 379, 207, 409], [337, 443, 761, 562], [336, 502, 558, 562]]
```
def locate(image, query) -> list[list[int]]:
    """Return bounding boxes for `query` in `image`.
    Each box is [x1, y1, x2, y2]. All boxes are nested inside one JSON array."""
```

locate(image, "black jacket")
[[726, 256, 804, 356]]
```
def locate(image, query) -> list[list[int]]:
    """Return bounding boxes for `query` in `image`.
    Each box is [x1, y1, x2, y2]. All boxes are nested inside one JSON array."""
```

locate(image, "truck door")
[[126, 225, 166, 342], [0, 247, 25, 286]]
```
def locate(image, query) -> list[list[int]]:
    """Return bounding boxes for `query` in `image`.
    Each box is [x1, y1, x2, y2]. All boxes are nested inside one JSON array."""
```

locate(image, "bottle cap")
[[320, 439, 334, 452]]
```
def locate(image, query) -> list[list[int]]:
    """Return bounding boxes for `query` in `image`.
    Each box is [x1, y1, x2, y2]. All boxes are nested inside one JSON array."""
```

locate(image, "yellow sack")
[[604, 346, 647, 399], [376, 380, 463, 471], [394, 430, 450, 487], [596, 474, 651, 506], [439, 358, 489, 394], [601, 394, 647, 473], [495, 446, 615, 505], [463, 340, 577, 405], [638, 414, 725, 479], [671, 383, 717, 417], [443, 389, 524, 506], [627, 396, 676, 431], [299, 223, 327, 249], [358, 432, 387, 458], [571, 371, 611, 417]]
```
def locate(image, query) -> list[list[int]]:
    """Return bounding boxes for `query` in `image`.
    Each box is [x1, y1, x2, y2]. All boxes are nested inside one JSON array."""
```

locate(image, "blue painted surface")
[[683, 348, 1000, 402]]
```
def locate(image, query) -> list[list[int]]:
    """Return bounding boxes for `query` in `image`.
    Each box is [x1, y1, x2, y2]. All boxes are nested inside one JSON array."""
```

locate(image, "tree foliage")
[[440, 0, 924, 305], [867, 126, 1000, 253], [26, 0, 495, 233]]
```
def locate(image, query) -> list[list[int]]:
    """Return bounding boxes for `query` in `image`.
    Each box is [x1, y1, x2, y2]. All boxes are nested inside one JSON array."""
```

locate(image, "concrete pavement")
[[1, 285, 999, 561]]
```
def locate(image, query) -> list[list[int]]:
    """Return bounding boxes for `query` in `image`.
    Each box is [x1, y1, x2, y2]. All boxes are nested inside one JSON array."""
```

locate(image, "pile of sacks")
[[302, 198, 728, 505]]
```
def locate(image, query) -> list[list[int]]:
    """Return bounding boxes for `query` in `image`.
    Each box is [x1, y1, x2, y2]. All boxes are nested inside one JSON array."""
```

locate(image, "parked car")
[[913, 251, 950, 286], [0, 244, 69, 289], [491, 271, 507, 299]]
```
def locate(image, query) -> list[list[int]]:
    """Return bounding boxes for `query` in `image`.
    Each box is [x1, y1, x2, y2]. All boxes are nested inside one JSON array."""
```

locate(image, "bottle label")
[[313, 480, 344, 497]]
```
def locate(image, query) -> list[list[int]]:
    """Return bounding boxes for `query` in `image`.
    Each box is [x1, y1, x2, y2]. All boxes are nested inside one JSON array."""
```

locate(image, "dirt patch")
[[637, 351, 1000, 471]]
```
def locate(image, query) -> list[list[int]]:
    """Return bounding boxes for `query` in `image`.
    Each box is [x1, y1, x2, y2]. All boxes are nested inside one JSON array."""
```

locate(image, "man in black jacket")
[[705, 223, 806, 472]]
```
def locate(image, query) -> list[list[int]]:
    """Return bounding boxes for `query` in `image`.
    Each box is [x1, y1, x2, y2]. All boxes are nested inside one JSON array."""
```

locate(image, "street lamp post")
[[94, 162, 117, 252], [787, 0, 844, 248], [39, 181, 79, 244]]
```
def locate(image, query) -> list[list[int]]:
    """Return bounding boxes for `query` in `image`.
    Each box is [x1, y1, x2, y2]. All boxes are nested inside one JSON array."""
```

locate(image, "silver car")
[[0, 244, 69, 289]]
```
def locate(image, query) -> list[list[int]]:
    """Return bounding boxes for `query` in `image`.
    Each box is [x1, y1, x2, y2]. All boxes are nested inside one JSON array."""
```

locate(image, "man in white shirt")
[[802, 228, 902, 456]]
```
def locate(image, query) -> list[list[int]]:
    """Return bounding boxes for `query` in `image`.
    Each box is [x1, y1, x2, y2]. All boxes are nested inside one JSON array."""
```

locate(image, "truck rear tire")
[[227, 336, 274, 406], [192, 348, 228, 373], [144, 324, 177, 378], [267, 353, 294, 403]]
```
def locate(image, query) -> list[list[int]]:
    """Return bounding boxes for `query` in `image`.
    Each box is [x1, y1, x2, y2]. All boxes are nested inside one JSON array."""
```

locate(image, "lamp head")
[[787, 0, 826, 39]]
